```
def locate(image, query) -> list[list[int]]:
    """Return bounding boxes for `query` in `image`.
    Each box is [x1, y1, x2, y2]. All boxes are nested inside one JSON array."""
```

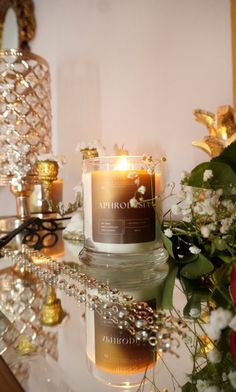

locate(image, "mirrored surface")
[[0, 221, 218, 391]]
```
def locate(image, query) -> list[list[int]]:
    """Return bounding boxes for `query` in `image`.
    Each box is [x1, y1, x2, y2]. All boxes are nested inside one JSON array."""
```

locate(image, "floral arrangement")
[[64, 136, 236, 391], [162, 140, 236, 391]]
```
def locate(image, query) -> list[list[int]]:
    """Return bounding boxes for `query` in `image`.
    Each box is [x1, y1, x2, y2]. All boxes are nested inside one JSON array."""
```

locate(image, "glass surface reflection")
[[83, 250, 168, 388], [0, 230, 192, 391]]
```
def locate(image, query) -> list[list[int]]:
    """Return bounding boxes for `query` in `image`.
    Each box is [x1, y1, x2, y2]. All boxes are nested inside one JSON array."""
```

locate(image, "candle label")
[[92, 171, 156, 244], [94, 307, 154, 374]]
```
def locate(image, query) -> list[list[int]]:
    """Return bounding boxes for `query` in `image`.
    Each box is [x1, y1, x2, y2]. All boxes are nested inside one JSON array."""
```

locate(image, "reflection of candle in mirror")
[[83, 156, 162, 254], [85, 269, 168, 388]]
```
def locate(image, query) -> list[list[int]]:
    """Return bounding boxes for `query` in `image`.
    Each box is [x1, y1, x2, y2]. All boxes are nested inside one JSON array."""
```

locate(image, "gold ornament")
[[80, 148, 98, 160], [17, 335, 36, 355], [41, 286, 63, 326], [192, 105, 236, 157], [36, 160, 59, 210]]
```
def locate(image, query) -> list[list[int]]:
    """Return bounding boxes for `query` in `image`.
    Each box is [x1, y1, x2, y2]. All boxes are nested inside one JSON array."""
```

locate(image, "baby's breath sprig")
[[128, 155, 166, 209]]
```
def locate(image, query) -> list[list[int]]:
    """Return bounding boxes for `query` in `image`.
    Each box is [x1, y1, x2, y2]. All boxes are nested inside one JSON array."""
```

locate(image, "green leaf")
[[162, 263, 178, 309], [218, 254, 233, 263], [180, 276, 211, 317], [212, 140, 236, 172], [161, 233, 174, 259], [180, 254, 214, 279], [213, 238, 227, 251], [212, 263, 231, 284], [181, 382, 196, 392], [183, 292, 201, 318], [180, 276, 211, 299], [176, 253, 199, 264], [186, 161, 236, 190]]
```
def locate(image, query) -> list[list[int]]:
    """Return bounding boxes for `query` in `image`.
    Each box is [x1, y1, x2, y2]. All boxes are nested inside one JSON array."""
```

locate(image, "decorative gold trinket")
[[36, 160, 59, 209], [192, 105, 236, 157], [80, 148, 98, 160], [41, 286, 63, 326]]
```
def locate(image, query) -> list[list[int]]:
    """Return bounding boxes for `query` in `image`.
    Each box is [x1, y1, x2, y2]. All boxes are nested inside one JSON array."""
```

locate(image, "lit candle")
[[83, 156, 161, 254]]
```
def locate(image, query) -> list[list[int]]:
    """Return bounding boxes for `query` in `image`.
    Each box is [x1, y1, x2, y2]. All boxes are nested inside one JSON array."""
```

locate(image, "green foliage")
[[161, 141, 236, 391], [161, 232, 174, 259], [187, 161, 236, 191], [180, 254, 214, 280], [162, 261, 178, 309], [213, 140, 236, 172]]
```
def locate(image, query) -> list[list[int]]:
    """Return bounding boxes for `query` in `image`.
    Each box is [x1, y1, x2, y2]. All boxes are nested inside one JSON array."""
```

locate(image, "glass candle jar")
[[82, 156, 162, 254]]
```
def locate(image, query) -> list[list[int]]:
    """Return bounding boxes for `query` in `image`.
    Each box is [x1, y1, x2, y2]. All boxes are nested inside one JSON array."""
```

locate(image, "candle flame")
[[114, 156, 129, 170]]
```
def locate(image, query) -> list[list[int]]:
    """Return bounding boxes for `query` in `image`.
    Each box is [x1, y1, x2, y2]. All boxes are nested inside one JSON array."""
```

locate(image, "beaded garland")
[[2, 247, 188, 355]]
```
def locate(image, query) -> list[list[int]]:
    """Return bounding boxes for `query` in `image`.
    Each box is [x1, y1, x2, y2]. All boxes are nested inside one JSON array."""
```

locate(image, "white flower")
[[182, 214, 192, 223], [222, 372, 227, 382], [181, 170, 190, 180], [171, 204, 181, 215], [129, 198, 139, 208], [207, 348, 221, 364], [221, 199, 235, 212], [204, 386, 220, 392], [220, 217, 233, 234], [200, 225, 210, 238], [182, 207, 191, 216], [229, 315, 236, 331], [193, 198, 217, 217], [177, 189, 186, 201], [164, 228, 173, 238], [228, 371, 236, 388], [63, 211, 83, 235], [204, 323, 221, 341], [184, 187, 194, 205], [137, 185, 146, 195], [216, 188, 223, 197], [147, 167, 154, 175], [209, 307, 233, 330], [196, 380, 209, 392], [203, 169, 213, 182], [189, 245, 201, 254], [189, 307, 200, 318]]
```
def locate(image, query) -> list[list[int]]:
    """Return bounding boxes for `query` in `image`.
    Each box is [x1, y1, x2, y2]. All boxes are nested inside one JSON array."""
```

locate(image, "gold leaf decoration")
[[192, 105, 236, 157]]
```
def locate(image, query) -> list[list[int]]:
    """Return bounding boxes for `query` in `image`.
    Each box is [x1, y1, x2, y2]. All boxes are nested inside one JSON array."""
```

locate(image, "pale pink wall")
[[0, 0, 232, 215]]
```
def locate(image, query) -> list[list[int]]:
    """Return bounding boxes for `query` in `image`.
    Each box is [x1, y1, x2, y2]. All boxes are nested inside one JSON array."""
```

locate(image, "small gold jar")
[[36, 160, 59, 209]]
